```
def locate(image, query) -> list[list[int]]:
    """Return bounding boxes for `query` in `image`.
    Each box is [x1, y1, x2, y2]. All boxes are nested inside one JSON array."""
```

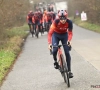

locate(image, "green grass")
[[73, 17, 100, 33], [0, 24, 29, 85], [0, 50, 15, 83], [6, 24, 29, 38]]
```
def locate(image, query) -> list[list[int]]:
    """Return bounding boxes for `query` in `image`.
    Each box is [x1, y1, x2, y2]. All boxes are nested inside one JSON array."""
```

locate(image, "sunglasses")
[[59, 17, 66, 20]]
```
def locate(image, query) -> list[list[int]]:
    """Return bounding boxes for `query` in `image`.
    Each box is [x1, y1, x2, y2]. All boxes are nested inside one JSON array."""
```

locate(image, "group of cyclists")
[[27, 7, 74, 78], [26, 9, 56, 37]]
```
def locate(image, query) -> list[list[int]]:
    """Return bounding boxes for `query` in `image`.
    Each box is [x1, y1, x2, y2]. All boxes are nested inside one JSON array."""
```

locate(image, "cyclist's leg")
[[45, 22, 48, 32], [60, 33, 71, 72], [52, 32, 60, 69], [31, 23, 34, 33], [35, 22, 38, 32], [34, 23, 36, 33], [28, 23, 31, 32], [38, 22, 42, 35], [33, 23, 36, 33], [29, 21, 33, 32], [41, 23, 44, 34], [48, 21, 51, 32], [35, 22, 39, 38], [61, 33, 73, 78], [44, 21, 47, 31]]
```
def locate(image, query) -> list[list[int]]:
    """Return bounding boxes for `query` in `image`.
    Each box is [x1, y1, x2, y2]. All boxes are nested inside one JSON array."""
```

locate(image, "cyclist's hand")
[[67, 41, 72, 51], [48, 44, 52, 50], [67, 41, 71, 46]]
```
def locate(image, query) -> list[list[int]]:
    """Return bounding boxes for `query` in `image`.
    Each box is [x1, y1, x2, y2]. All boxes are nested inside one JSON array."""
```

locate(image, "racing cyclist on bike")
[[26, 11, 34, 32], [44, 12, 53, 32], [48, 10, 73, 78], [38, 10, 44, 34], [32, 11, 42, 36]]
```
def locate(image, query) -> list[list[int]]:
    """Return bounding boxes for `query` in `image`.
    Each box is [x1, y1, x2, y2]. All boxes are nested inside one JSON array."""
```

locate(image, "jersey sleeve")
[[32, 16, 35, 23], [68, 20, 73, 41], [48, 21, 56, 44]]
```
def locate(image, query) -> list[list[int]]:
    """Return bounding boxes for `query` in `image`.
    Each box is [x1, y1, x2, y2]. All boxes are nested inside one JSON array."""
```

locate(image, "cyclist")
[[42, 10, 47, 30], [27, 10, 34, 32], [51, 11, 56, 21], [48, 10, 73, 78], [44, 11, 53, 32], [47, 4, 54, 12], [32, 11, 41, 35], [38, 10, 44, 34]]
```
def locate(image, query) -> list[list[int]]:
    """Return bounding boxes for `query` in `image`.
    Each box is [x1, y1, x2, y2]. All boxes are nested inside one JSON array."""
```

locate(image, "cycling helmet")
[[58, 10, 67, 19]]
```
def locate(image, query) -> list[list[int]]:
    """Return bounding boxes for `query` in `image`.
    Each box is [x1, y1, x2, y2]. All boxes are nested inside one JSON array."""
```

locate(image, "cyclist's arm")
[[43, 14, 46, 23], [32, 16, 35, 24], [26, 16, 29, 23], [46, 16, 48, 23], [68, 20, 73, 41], [48, 22, 56, 44]]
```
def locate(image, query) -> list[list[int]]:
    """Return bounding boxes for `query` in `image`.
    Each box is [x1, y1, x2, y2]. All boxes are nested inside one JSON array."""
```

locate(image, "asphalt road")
[[0, 24, 100, 90]]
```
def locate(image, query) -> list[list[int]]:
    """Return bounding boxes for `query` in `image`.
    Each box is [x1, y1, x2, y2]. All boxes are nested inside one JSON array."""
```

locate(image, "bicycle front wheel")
[[35, 28, 39, 38], [60, 54, 70, 87]]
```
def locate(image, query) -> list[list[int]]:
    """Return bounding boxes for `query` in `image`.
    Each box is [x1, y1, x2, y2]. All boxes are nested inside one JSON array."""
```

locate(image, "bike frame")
[[50, 44, 70, 87], [57, 47, 63, 68]]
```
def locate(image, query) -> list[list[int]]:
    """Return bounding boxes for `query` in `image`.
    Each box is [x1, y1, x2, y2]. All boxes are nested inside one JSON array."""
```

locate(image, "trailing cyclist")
[[48, 10, 73, 78], [43, 11, 53, 32], [32, 11, 42, 37], [26, 11, 34, 33], [42, 10, 47, 31], [37, 10, 44, 34], [51, 11, 56, 21]]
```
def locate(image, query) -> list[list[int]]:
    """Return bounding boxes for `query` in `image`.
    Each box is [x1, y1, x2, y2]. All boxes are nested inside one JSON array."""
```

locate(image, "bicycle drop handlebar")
[[49, 44, 68, 55]]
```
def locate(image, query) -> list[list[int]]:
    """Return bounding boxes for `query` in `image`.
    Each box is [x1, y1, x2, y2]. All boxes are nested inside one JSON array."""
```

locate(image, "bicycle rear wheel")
[[60, 54, 70, 87], [31, 30, 34, 37], [41, 25, 44, 34], [30, 24, 34, 37], [35, 28, 39, 38]]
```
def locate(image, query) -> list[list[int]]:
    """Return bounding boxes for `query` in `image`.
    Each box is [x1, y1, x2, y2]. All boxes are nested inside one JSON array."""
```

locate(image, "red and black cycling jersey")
[[34, 14, 40, 21], [32, 13, 42, 23], [27, 13, 34, 21], [47, 14, 52, 20], [48, 19, 73, 44], [38, 12, 43, 21]]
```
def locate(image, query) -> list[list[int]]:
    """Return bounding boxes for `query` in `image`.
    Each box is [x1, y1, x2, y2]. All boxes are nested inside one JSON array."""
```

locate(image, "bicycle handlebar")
[[49, 43, 71, 55]]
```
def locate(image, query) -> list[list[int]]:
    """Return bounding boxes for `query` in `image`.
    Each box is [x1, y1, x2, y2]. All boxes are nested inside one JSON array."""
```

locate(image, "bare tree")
[[68, 0, 100, 24]]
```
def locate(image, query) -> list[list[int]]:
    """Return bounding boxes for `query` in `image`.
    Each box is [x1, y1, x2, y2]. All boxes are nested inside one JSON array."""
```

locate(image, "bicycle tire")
[[47, 23, 51, 32], [30, 24, 34, 37], [60, 54, 70, 87], [41, 25, 44, 34], [46, 24, 49, 32], [36, 28, 39, 38], [31, 32, 34, 37]]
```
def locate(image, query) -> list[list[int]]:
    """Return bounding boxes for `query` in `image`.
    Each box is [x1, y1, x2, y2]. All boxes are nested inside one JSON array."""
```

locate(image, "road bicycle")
[[50, 44, 70, 87]]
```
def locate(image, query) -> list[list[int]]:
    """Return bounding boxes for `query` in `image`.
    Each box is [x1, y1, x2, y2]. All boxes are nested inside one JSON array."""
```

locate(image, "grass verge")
[[72, 17, 100, 33], [0, 24, 29, 86]]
